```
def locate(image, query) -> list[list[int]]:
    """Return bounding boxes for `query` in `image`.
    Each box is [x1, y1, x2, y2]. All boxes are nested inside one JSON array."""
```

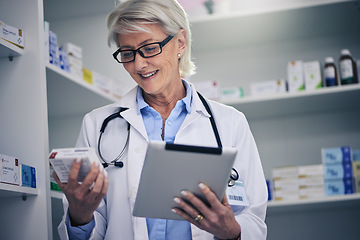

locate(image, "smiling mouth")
[[140, 70, 158, 78]]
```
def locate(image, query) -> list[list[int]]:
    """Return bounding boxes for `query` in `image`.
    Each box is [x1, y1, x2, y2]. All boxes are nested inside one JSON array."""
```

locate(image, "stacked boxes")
[[49, 30, 59, 67], [352, 149, 360, 193], [62, 42, 83, 79], [298, 164, 324, 199], [272, 166, 299, 201], [1, 153, 36, 188], [322, 146, 354, 196], [287, 61, 305, 92]]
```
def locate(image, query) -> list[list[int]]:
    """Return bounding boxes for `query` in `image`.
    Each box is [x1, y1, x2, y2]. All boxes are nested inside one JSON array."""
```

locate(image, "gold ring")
[[194, 214, 204, 223]]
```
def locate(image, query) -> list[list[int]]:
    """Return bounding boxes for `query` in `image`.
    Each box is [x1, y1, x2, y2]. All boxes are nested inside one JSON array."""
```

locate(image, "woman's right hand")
[[53, 158, 109, 226]]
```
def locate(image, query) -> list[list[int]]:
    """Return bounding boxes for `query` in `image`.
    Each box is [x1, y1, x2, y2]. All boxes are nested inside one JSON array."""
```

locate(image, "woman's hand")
[[53, 158, 109, 226], [172, 183, 241, 240]]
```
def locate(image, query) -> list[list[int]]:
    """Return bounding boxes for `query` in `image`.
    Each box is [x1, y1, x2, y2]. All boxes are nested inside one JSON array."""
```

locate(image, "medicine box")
[[299, 186, 325, 199], [44, 21, 49, 63], [59, 47, 70, 72], [0, 154, 20, 185], [287, 61, 305, 92], [273, 177, 299, 190], [193, 81, 220, 100], [250, 79, 286, 97], [298, 164, 324, 177], [92, 71, 111, 93], [220, 87, 244, 100], [82, 68, 93, 85], [49, 31, 59, 67], [0, 21, 24, 48], [322, 146, 352, 164], [299, 175, 324, 187], [21, 164, 36, 188], [272, 166, 299, 180], [274, 189, 299, 201], [49, 165, 62, 192], [49, 148, 100, 183], [62, 42, 82, 59], [110, 78, 126, 99], [303, 61, 322, 90], [324, 162, 353, 179], [325, 178, 354, 196]]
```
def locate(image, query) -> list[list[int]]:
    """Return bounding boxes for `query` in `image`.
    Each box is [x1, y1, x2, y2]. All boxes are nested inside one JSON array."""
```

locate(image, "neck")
[[142, 80, 186, 119]]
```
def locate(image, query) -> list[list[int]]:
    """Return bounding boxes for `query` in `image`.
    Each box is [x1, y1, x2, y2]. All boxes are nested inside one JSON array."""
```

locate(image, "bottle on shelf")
[[323, 57, 338, 87], [339, 49, 358, 85]]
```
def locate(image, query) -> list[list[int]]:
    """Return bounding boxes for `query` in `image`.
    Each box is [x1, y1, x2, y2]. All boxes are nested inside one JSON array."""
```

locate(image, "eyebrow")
[[120, 38, 156, 50]]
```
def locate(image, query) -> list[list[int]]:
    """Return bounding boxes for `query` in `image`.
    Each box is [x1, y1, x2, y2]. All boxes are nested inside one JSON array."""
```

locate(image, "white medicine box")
[[1, 154, 20, 185], [287, 61, 305, 92]]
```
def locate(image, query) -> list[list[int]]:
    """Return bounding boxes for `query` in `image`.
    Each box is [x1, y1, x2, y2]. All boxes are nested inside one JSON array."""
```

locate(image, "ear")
[[177, 29, 187, 56]]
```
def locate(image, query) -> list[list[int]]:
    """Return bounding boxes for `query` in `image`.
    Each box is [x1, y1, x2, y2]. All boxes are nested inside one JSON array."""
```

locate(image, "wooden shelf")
[[220, 84, 360, 119], [46, 63, 116, 118], [0, 38, 24, 59], [0, 182, 37, 198]]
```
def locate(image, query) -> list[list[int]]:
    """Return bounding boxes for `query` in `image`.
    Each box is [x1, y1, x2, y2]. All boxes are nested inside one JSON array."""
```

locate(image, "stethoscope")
[[98, 92, 238, 187]]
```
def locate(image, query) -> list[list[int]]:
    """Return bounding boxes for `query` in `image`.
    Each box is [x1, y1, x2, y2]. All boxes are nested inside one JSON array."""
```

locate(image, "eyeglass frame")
[[112, 35, 174, 64]]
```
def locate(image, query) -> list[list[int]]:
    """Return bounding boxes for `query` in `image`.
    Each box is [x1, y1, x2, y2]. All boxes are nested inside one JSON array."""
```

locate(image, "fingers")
[[87, 166, 109, 201]]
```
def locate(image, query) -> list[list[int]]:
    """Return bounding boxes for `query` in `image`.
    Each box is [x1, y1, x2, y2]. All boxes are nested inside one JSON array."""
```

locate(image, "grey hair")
[[107, 0, 196, 76]]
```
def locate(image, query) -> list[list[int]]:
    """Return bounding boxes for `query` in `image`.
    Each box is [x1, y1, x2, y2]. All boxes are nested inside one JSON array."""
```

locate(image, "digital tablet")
[[132, 141, 238, 220]]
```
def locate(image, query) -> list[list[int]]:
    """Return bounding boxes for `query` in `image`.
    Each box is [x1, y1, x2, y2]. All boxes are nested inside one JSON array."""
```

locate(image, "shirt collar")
[[136, 80, 192, 115]]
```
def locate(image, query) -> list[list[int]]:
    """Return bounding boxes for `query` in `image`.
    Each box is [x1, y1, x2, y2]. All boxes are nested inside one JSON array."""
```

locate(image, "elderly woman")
[[55, 0, 267, 239]]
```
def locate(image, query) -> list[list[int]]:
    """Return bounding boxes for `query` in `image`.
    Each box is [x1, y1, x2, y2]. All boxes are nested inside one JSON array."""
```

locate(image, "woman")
[[55, 0, 267, 239]]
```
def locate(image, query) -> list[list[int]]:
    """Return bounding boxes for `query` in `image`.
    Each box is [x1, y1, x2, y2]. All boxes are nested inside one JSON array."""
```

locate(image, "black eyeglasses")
[[113, 35, 174, 63]]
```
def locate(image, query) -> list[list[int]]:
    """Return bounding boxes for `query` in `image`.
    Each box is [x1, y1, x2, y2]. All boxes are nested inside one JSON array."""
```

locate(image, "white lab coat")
[[58, 83, 268, 240]]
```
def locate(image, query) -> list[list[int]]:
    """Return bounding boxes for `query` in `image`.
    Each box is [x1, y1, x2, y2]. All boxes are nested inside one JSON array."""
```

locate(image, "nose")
[[134, 51, 148, 70]]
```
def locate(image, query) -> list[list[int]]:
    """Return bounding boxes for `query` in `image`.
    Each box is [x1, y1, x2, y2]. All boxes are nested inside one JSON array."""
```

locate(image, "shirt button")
[[167, 120, 172, 126]]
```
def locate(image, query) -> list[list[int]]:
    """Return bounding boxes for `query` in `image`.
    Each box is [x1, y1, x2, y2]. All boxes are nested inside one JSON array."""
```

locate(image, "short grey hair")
[[107, 0, 196, 76]]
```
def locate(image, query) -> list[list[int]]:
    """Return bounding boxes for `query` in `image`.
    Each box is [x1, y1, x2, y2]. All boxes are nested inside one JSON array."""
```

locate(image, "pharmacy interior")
[[0, 0, 359, 239]]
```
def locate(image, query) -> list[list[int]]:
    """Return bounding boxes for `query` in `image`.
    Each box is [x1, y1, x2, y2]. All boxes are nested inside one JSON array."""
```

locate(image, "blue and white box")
[[21, 164, 36, 188], [324, 162, 353, 179], [325, 178, 354, 195], [59, 47, 70, 72], [49, 30, 59, 66], [322, 146, 352, 164]]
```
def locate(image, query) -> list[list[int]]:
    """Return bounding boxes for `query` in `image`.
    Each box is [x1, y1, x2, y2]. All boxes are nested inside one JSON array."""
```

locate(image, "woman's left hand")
[[172, 183, 241, 240]]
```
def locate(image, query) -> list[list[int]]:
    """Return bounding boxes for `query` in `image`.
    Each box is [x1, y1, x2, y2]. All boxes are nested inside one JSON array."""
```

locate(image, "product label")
[[340, 59, 354, 80]]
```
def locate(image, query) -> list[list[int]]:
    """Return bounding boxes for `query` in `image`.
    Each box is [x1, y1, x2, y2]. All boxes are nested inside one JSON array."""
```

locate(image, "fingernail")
[[94, 161, 99, 167], [171, 208, 177, 213], [76, 158, 81, 163], [181, 191, 188, 197], [199, 183, 206, 190], [104, 170, 108, 178], [174, 197, 181, 204]]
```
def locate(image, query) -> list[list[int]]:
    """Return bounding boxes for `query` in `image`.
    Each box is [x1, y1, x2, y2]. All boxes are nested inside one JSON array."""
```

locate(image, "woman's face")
[[117, 24, 186, 96]]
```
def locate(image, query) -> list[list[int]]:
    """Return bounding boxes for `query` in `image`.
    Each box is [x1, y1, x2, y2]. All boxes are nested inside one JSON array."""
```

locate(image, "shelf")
[[267, 193, 360, 212], [220, 84, 360, 119], [0, 182, 37, 198], [0, 38, 24, 59], [46, 63, 116, 118], [191, 1, 360, 51]]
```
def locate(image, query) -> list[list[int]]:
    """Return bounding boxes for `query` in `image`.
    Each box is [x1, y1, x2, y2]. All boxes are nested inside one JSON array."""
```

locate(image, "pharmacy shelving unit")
[[188, 1, 360, 239], [22, 0, 359, 239], [0, 0, 52, 239]]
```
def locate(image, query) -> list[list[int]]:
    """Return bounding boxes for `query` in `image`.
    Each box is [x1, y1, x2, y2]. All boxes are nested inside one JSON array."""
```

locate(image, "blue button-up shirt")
[[66, 80, 193, 240], [137, 81, 192, 240]]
